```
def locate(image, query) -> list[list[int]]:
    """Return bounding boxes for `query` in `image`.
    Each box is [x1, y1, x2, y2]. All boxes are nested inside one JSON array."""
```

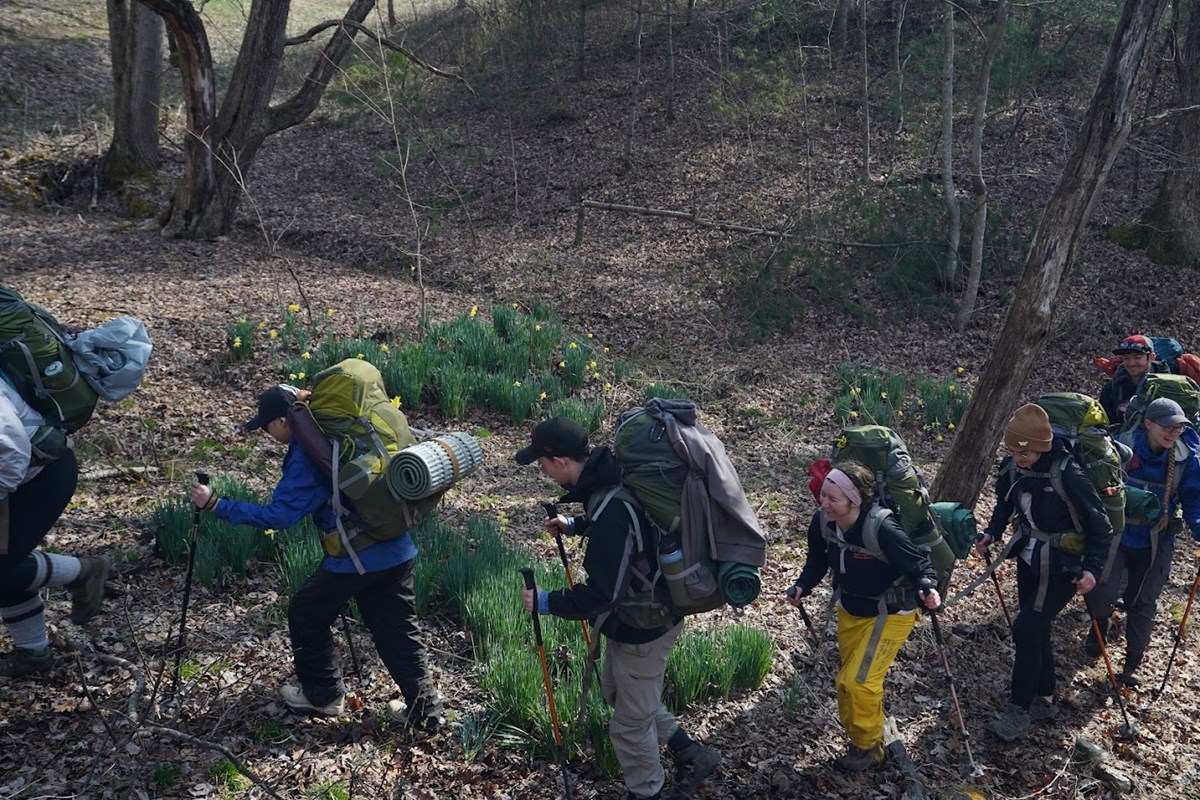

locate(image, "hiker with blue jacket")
[[516, 417, 721, 800], [0, 380, 110, 677], [976, 403, 1112, 741], [788, 460, 941, 773], [1085, 397, 1200, 686], [189, 384, 444, 730]]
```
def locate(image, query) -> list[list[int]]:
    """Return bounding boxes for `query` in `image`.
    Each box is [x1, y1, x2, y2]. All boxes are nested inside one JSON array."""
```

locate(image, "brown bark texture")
[[932, 0, 1171, 508], [106, 0, 164, 180]]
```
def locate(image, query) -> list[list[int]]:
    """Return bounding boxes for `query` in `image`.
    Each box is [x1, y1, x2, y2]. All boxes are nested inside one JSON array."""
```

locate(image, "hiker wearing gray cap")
[[1085, 397, 1200, 686]]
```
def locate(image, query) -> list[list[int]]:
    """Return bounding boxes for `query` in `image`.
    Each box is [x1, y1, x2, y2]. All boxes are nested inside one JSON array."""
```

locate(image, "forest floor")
[[3, 0, 1200, 798]]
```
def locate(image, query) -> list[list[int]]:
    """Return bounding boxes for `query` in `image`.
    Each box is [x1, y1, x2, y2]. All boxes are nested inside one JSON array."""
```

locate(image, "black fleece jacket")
[[795, 506, 937, 618], [546, 446, 675, 644], [983, 441, 1113, 578]]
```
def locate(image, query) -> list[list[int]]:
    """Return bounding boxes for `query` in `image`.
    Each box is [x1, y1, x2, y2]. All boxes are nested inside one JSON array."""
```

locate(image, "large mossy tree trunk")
[[932, 0, 1170, 507], [136, 0, 375, 238], [106, 0, 164, 183]]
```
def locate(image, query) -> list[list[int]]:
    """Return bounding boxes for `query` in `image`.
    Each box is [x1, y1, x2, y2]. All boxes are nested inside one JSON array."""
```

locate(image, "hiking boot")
[[986, 705, 1031, 742], [670, 743, 722, 797], [387, 694, 445, 732], [279, 685, 344, 717], [832, 742, 884, 773], [1029, 696, 1058, 723], [1119, 650, 1145, 688], [0, 646, 54, 678], [1083, 618, 1110, 659], [68, 555, 111, 624]]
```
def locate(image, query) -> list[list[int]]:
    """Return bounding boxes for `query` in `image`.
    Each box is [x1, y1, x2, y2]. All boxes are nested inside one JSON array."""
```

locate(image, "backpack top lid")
[[308, 358, 416, 458], [1035, 392, 1110, 437]]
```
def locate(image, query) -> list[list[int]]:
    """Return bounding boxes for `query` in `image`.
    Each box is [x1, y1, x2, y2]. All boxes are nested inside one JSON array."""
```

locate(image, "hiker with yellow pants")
[[789, 460, 940, 772]]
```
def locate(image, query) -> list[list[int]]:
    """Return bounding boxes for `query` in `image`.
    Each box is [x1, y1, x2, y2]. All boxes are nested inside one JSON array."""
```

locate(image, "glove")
[[788, 582, 812, 599]]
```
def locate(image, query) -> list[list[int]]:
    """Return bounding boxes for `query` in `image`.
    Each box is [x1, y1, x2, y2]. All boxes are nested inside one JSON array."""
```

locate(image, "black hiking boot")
[[68, 555, 111, 624], [1119, 650, 1145, 688], [0, 646, 54, 678], [832, 742, 884, 773], [670, 742, 722, 798], [986, 704, 1031, 741], [1084, 617, 1110, 658]]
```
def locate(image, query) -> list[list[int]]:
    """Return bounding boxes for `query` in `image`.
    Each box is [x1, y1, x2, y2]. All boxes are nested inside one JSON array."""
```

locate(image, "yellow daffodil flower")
[[288, 304, 301, 313]]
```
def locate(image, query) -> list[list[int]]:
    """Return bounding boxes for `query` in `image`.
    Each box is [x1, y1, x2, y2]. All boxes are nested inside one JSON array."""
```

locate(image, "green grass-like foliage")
[[225, 318, 256, 363], [833, 363, 972, 430]]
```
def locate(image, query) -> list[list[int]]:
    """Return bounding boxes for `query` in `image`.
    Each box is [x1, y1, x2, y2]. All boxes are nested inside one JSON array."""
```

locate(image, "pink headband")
[[823, 469, 862, 507]]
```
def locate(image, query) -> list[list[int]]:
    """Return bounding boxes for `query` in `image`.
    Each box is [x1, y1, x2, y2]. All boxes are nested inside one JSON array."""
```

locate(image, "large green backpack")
[[831, 425, 957, 589], [607, 398, 766, 620], [1119, 373, 1200, 436], [0, 285, 98, 432], [287, 358, 441, 572], [1031, 392, 1125, 581]]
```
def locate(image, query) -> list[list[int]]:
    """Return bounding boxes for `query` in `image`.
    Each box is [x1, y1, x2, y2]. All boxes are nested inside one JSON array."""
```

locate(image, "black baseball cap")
[[243, 385, 297, 432], [515, 417, 590, 465]]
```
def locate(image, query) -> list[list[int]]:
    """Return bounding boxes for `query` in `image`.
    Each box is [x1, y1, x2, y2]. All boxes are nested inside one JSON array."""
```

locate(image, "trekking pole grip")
[[542, 502, 558, 519], [521, 568, 544, 644]]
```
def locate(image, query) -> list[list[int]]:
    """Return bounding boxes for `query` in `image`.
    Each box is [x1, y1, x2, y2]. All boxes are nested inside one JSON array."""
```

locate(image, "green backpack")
[[287, 358, 441, 572], [0, 285, 98, 433], [1119, 373, 1200, 436], [831, 425, 957, 589]]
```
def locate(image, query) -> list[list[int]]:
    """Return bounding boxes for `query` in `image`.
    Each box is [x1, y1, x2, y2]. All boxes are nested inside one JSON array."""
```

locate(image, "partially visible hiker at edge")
[[1100, 335, 1168, 427], [1085, 398, 1200, 686], [976, 403, 1112, 742], [787, 460, 941, 773], [0, 378, 110, 677], [515, 417, 721, 800], [189, 385, 444, 731]]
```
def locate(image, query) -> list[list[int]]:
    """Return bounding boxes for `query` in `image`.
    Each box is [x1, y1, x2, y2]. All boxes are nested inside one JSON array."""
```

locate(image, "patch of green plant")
[[208, 758, 250, 792], [734, 248, 807, 343], [546, 398, 605, 434], [643, 382, 691, 403], [307, 782, 350, 800], [226, 318, 255, 362], [252, 720, 291, 746], [460, 709, 503, 761], [910, 374, 971, 427], [833, 363, 907, 427], [150, 762, 182, 788]]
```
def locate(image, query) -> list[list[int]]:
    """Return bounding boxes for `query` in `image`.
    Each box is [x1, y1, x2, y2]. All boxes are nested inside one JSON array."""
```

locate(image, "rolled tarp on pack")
[[1124, 485, 1163, 527], [386, 432, 484, 501], [717, 561, 761, 608]]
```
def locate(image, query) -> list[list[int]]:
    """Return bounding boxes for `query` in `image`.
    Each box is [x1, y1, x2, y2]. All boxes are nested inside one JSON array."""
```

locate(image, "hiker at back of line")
[[189, 384, 444, 731], [1101, 335, 1169, 427], [0, 379, 111, 678], [1085, 397, 1200, 686], [976, 403, 1112, 742], [516, 417, 721, 800], [788, 460, 940, 774]]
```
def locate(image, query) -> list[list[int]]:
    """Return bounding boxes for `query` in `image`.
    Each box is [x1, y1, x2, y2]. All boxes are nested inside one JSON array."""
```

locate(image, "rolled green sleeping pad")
[[385, 432, 484, 501], [931, 501, 978, 560], [1124, 485, 1162, 527], [718, 561, 761, 608]]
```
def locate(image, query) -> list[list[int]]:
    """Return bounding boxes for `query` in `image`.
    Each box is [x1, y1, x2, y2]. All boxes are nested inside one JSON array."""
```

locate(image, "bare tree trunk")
[[939, 0, 960, 286], [575, 0, 587, 80], [624, 0, 644, 159], [106, 0, 164, 182], [893, 0, 907, 132], [388, 0, 396, 26], [860, 0, 870, 179], [956, 0, 1008, 331], [932, 0, 1171, 507], [834, 0, 851, 63], [666, 0, 675, 123]]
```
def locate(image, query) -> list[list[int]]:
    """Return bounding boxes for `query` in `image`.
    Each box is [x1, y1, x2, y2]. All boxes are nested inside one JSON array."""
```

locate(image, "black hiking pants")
[[0, 452, 78, 605], [288, 557, 436, 708], [1010, 557, 1077, 708]]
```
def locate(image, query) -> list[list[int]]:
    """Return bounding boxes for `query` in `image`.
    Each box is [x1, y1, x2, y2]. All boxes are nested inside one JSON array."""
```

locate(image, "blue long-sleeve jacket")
[[1121, 426, 1200, 549], [213, 441, 416, 573]]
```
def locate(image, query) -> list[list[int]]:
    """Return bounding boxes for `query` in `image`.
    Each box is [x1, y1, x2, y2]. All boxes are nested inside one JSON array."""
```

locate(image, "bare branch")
[[284, 18, 471, 90]]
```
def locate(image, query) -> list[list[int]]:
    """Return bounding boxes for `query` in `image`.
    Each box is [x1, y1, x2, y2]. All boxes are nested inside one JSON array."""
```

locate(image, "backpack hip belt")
[[1023, 524, 1083, 613]]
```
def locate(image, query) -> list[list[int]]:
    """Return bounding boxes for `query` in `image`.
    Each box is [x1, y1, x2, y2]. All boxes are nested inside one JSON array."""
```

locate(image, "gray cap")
[[1145, 398, 1189, 427]]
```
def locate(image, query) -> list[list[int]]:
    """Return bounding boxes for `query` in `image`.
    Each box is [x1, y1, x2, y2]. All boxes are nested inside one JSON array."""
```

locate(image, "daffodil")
[[470, 305, 478, 317], [357, 353, 364, 359], [558, 361, 566, 368], [381, 344, 389, 352], [881, 391, 888, 399], [539, 392, 547, 401], [605, 382, 612, 390], [263, 529, 277, 539], [511, 303, 518, 309], [589, 361, 597, 369], [848, 410, 859, 419], [948, 422, 956, 430], [233, 336, 242, 348], [257, 321, 267, 330], [513, 380, 522, 387], [569, 342, 578, 349], [956, 366, 965, 375], [391, 396, 402, 408], [288, 303, 301, 313], [587, 333, 594, 339], [327, 308, 336, 317], [593, 372, 600, 379], [269, 329, 279, 339], [302, 351, 311, 359], [289, 373, 297, 380], [297, 372, 305, 380], [936, 434, 944, 442], [604, 347, 610, 353], [535, 324, 542, 331]]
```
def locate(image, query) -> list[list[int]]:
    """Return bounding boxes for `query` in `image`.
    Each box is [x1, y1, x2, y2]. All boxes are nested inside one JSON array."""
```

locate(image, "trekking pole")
[[1082, 595, 1138, 738], [1152, 557, 1200, 703], [985, 545, 1013, 630], [171, 471, 209, 699], [341, 609, 361, 678], [521, 567, 572, 800], [544, 502, 603, 690], [785, 586, 833, 674], [927, 609, 984, 778]]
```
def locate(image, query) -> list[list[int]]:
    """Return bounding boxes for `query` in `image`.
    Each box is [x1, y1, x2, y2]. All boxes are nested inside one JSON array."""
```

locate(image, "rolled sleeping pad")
[[386, 432, 484, 500]]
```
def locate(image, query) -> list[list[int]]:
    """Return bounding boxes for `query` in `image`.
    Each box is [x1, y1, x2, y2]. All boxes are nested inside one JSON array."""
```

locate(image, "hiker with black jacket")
[[516, 417, 721, 800], [976, 404, 1112, 741], [189, 384, 444, 731], [1085, 398, 1200, 686], [788, 460, 941, 773], [0, 380, 110, 677], [1100, 335, 1169, 427]]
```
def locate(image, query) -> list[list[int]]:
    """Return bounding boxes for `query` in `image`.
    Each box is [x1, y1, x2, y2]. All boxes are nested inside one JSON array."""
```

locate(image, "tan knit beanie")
[[1004, 403, 1053, 453]]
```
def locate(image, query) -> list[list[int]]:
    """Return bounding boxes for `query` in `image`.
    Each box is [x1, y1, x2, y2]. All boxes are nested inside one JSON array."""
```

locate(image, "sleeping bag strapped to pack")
[[1119, 373, 1200, 436], [1034, 392, 1126, 582], [610, 398, 767, 618], [287, 358, 444, 572], [831, 425, 957, 590]]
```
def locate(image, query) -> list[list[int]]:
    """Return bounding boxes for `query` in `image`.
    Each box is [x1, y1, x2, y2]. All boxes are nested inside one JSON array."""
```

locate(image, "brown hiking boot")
[[0, 646, 54, 678], [68, 555, 111, 624], [832, 742, 884, 773]]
